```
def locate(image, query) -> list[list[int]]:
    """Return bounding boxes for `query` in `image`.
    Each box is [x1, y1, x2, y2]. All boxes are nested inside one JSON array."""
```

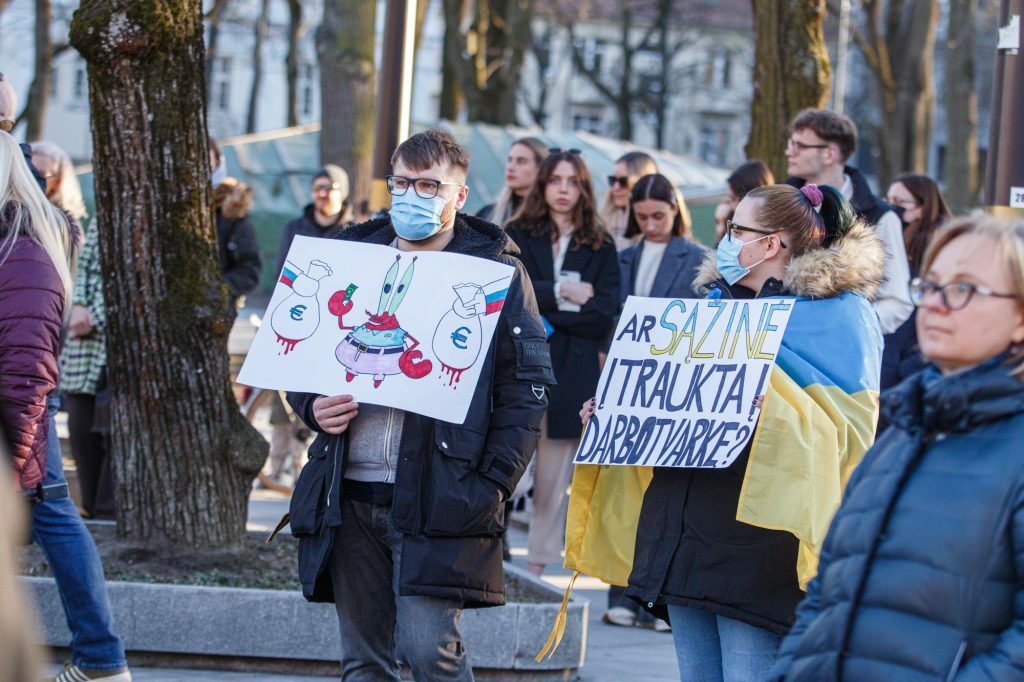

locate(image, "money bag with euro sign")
[[270, 259, 333, 354]]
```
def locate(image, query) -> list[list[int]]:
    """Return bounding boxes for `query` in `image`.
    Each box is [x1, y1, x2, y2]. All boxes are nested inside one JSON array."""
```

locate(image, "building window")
[[574, 37, 605, 74], [699, 116, 732, 167], [73, 67, 86, 100], [705, 50, 731, 89], [215, 81, 230, 111], [302, 84, 313, 116], [572, 108, 603, 134], [49, 67, 58, 98]]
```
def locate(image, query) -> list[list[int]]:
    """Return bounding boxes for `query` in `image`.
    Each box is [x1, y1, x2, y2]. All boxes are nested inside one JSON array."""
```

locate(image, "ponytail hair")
[[746, 183, 861, 256]]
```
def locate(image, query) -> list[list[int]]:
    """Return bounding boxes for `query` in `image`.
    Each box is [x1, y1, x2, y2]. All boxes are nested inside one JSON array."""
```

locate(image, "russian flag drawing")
[[279, 262, 299, 288], [483, 280, 509, 315]]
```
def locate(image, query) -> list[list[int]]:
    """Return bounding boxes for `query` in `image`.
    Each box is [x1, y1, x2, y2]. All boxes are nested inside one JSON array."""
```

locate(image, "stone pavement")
[[79, 491, 678, 681]]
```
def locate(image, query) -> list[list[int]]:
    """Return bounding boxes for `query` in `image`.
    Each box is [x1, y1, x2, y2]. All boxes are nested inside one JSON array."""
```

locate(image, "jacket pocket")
[[422, 427, 505, 537], [508, 315, 557, 384], [289, 436, 332, 537]]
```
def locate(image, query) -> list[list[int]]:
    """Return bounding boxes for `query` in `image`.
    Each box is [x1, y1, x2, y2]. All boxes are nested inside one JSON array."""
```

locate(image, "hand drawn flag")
[[483, 280, 509, 315], [562, 292, 882, 592], [279, 262, 300, 288]]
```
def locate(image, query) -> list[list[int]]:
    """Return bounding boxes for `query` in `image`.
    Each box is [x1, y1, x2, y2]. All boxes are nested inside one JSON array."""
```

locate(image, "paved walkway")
[[60, 490, 678, 681]]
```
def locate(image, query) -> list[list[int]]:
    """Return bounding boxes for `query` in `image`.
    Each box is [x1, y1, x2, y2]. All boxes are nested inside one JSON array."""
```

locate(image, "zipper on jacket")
[[945, 641, 967, 682], [383, 408, 395, 482], [327, 438, 340, 508]]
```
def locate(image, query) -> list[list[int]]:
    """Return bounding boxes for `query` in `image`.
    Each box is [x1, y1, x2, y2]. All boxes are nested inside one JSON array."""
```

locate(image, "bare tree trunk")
[[440, 0, 466, 120], [615, 3, 634, 140], [285, 0, 302, 127], [317, 0, 376, 203], [446, 0, 531, 125], [943, 0, 978, 212], [849, 0, 939, 189], [20, 0, 53, 141], [205, 0, 231, 104], [70, 0, 266, 548], [654, 0, 672, 149], [246, 0, 271, 133], [745, 0, 831, 180], [523, 22, 554, 126]]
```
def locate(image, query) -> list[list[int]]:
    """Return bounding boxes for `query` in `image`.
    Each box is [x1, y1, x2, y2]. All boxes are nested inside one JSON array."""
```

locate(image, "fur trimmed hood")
[[693, 221, 886, 300], [213, 177, 253, 220]]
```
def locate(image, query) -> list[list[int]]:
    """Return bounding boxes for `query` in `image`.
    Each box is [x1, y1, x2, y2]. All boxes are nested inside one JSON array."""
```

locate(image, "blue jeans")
[[32, 396, 126, 671], [667, 604, 781, 682], [329, 495, 473, 681]]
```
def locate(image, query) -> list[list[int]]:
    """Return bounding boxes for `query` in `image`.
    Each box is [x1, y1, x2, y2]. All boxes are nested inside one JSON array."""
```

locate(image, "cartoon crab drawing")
[[327, 254, 432, 388]]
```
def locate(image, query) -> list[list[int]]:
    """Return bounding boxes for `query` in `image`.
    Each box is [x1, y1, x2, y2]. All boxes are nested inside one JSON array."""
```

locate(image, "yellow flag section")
[[737, 292, 882, 588], [542, 292, 882, 660]]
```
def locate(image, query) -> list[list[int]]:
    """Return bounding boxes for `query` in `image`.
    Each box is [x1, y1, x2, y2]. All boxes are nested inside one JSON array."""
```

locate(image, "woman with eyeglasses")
[[772, 215, 1024, 681], [879, 175, 952, 391], [477, 137, 548, 228], [600, 151, 659, 250], [581, 183, 885, 680], [506, 150, 620, 577]]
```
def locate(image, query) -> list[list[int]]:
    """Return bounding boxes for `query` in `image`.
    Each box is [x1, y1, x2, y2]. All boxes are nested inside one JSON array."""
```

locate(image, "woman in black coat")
[[506, 150, 619, 576], [773, 215, 1024, 681]]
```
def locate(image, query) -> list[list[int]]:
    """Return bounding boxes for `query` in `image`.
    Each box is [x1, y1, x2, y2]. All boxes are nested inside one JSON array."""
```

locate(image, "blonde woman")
[[774, 215, 1024, 681], [477, 137, 548, 227], [599, 151, 658, 250], [0, 133, 130, 682]]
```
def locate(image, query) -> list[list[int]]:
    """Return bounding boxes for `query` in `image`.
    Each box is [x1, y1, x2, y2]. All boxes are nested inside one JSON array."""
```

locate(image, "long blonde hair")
[[600, 151, 659, 244], [490, 137, 548, 227], [30, 140, 88, 222], [0, 133, 76, 303]]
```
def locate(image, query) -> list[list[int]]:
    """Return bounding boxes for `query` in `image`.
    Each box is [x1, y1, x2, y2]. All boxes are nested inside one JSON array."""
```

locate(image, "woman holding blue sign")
[[577, 183, 885, 680], [772, 215, 1024, 681], [506, 150, 621, 577]]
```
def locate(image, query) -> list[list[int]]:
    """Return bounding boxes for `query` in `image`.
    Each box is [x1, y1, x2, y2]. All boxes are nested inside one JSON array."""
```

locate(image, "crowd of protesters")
[[4, 91, 1024, 682]]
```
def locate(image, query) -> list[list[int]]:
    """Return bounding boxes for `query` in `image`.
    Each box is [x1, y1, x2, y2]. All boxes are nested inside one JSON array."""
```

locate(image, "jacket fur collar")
[[213, 177, 253, 220], [693, 221, 886, 300], [339, 212, 520, 261]]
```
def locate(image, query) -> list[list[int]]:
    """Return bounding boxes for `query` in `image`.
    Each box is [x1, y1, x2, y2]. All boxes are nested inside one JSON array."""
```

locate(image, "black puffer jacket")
[[287, 213, 555, 606], [213, 178, 262, 311], [773, 356, 1024, 681], [625, 221, 886, 635]]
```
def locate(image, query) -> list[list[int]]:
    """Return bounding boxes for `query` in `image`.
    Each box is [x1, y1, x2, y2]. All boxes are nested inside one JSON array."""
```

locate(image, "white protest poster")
[[574, 295, 794, 469], [237, 236, 515, 424]]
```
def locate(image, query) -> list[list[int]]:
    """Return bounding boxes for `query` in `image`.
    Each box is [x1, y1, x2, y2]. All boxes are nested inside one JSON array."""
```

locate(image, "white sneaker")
[[53, 663, 132, 682], [602, 606, 638, 627], [654, 619, 672, 633]]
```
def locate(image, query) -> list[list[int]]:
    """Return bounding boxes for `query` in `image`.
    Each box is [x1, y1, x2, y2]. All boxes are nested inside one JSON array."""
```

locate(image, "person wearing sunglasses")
[[599, 151, 659, 251], [593, 182, 885, 681], [772, 216, 1024, 681]]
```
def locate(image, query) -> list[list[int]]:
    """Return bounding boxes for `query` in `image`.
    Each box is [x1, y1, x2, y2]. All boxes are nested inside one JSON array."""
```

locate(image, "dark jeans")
[[329, 495, 474, 681], [35, 395, 126, 671], [64, 393, 115, 519]]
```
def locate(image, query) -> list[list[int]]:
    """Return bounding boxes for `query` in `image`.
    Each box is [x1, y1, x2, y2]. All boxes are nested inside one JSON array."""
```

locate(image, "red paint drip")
[[276, 335, 299, 355], [440, 364, 465, 387]]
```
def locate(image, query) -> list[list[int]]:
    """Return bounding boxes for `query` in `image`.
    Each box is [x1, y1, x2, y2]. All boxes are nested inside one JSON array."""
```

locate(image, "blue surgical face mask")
[[390, 192, 450, 241], [716, 233, 767, 286]]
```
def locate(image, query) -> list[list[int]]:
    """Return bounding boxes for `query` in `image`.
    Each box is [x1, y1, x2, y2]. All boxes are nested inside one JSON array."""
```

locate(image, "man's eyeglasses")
[[386, 175, 461, 199], [312, 183, 340, 194], [909, 277, 1016, 311], [786, 138, 829, 152], [607, 175, 630, 188], [548, 147, 582, 156], [725, 219, 787, 249]]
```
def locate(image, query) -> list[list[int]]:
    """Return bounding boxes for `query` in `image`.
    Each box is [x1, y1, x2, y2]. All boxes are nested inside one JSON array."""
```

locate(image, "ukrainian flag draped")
[[563, 292, 883, 591]]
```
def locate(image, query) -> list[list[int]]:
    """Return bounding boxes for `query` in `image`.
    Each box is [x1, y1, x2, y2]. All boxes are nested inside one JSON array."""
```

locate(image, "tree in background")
[[846, 0, 939, 189], [19, 0, 55, 140], [317, 0, 376, 203], [943, 0, 978, 212], [245, 0, 271, 133], [70, 0, 266, 548], [745, 0, 831, 179], [204, 0, 231, 106], [442, 0, 532, 125], [285, 0, 303, 127]]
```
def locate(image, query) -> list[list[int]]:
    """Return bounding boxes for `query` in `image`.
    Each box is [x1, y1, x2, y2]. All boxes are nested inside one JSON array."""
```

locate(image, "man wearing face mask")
[[284, 129, 554, 681]]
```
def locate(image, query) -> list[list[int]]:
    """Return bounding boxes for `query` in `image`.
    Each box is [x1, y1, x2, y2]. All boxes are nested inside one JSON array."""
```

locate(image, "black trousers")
[[64, 393, 115, 519]]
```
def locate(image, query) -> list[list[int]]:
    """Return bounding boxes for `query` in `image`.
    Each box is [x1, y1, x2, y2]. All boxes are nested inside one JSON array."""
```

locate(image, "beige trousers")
[[526, 415, 580, 566]]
